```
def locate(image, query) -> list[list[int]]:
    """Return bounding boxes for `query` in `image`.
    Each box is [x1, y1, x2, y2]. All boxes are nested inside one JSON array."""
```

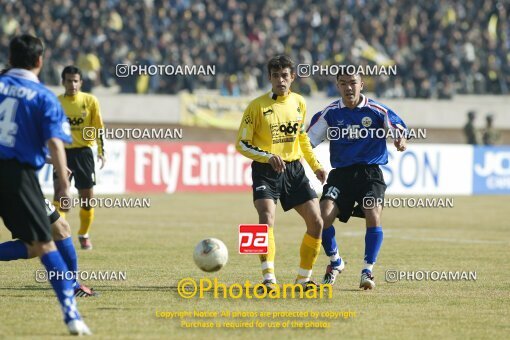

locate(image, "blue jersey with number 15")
[[307, 94, 408, 168], [0, 69, 71, 169]]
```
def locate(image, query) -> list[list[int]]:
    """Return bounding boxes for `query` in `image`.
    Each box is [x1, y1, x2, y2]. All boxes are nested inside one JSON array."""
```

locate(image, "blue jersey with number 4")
[[0, 69, 71, 169], [307, 94, 407, 168]]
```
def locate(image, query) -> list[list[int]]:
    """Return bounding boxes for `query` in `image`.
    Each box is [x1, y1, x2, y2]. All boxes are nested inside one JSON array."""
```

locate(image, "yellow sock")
[[259, 226, 276, 282], [297, 233, 321, 283], [53, 200, 66, 219], [78, 208, 94, 236]]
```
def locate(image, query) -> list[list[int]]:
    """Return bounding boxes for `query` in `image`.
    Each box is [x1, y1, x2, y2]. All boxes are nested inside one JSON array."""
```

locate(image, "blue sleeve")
[[386, 109, 407, 131], [41, 94, 72, 144], [307, 111, 322, 132]]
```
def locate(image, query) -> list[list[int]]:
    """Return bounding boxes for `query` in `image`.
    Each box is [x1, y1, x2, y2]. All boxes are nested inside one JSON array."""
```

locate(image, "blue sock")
[[0, 240, 28, 261], [40, 250, 81, 323], [364, 226, 383, 272], [55, 237, 79, 288], [322, 226, 341, 267]]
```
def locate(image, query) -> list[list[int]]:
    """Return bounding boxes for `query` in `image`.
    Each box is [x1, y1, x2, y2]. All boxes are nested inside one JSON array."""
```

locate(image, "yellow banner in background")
[[180, 93, 252, 130]]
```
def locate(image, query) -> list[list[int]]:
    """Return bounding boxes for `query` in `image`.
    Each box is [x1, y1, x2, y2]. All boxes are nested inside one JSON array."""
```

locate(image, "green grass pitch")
[[0, 193, 508, 339]]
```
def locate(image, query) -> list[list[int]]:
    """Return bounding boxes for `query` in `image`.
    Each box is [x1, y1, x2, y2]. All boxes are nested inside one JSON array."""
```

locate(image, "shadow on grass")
[[0, 285, 52, 292], [1, 285, 365, 293]]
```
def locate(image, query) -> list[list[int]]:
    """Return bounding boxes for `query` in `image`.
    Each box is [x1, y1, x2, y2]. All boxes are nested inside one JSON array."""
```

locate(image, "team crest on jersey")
[[81, 104, 87, 117], [296, 107, 302, 120], [362, 116, 372, 127]]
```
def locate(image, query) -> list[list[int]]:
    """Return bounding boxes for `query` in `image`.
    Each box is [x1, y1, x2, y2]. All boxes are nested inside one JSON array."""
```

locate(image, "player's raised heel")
[[67, 319, 92, 336], [78, 236, 93, 250], [322, 260, 345, 285], [359, 270, 375, 290]]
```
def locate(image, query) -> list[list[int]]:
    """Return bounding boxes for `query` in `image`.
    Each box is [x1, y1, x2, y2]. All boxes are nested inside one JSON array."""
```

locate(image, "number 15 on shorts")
[[239, 224, 268, 254]]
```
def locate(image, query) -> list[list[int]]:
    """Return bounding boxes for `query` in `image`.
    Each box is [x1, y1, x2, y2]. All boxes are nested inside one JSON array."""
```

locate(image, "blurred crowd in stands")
[[1, 0, 508, 98]]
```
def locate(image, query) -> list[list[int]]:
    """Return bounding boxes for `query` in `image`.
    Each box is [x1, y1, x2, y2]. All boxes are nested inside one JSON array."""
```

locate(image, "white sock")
[[263, 273, 276, 282], [261, 261, 276, 282], [363, 262, 374, 272], [297, 268, 312, 284]]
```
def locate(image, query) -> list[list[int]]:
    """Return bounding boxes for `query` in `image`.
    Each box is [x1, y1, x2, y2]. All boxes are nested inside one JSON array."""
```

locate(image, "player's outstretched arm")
[[48, 137, 71, 205]]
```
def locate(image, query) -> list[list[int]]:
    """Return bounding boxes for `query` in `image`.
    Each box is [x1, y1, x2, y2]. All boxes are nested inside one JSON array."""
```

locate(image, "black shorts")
[[252, 160, 317, 211], [0, 159, 52, 242], [321, 164, 386, 223], [54, 147, 96, 190]]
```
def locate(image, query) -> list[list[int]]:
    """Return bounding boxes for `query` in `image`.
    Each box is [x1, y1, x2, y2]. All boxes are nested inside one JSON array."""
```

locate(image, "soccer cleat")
[[359, 270, 375, 290], [295, 279, 319, 292], [67, 319, 92, 336], [322, 260, 345, 285], [74, 284, 98, 297], [78, 236, 93, 250], [256, 279, 277, 294]]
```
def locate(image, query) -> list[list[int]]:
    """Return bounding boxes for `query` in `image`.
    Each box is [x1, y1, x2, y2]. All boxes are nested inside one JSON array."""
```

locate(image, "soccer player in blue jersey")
[[0, 34, 91, 335], [307, 71, 408, 290]]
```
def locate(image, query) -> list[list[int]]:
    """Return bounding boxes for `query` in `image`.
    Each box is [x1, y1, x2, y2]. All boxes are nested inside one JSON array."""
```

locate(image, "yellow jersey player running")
[[53, 66, 105, 250], [236, 55, 327, 291]]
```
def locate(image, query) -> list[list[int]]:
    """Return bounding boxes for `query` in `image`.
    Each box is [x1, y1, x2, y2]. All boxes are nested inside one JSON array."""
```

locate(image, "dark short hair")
[[9, 34, 44, 69], [61, 65, 82, 81], [336, 69, 362, 81], [267, 55, 295, 75]]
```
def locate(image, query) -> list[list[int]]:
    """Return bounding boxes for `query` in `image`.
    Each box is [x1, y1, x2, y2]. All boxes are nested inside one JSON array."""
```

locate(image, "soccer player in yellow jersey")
[[53, 66, 105, 250], [236, 55, 327, 290]]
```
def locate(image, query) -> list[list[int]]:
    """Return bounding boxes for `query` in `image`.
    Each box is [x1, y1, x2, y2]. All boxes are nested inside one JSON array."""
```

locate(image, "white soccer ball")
[[193, 238, 228, 272]]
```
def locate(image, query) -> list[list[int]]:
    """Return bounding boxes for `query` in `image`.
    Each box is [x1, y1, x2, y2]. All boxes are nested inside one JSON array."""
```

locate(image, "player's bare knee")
[[306, 215, 323, 238], [254, 199, 276, 226], [23, 242, 38, 259], [321, 208, 336, 228], [51, 217, 71, 240], [30, 241, 57, 257], [258, 211, 275, 226], [320, 200, 337, 227]]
